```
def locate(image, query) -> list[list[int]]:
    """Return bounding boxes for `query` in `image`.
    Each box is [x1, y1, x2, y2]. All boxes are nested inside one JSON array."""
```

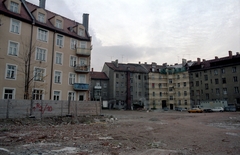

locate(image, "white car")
[[211, 107, 224, 112]]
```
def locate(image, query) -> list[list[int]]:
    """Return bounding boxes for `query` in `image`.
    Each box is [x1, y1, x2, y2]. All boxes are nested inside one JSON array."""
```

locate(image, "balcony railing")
[[73, 83, 89, 91], [76, 47, 91, 56], [74, 65, 90, 73]]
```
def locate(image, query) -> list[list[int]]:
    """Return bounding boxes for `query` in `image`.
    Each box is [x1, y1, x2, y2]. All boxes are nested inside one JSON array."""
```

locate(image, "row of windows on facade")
[[190, 76, 238, 87], [115, 91, 188, 97], [191, 87, 239, 96], [8, 42, 88, 67], [116, 73, 187, 80], [5, 64, 87, 85], [3, 88, 84, 101], [9, 1, 85, 36], [192, 67, 237, 78], [148, 100, 189, 105], [10, 18, 87, 49]]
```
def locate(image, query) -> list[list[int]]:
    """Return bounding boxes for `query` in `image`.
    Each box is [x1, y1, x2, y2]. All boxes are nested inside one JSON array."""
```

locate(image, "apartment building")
[[143, 60, 192, 110], [189, 51, 240, 109], [0, 0, 92, 101], [90, 70, 109, 101], [102, 60, 149, 110]]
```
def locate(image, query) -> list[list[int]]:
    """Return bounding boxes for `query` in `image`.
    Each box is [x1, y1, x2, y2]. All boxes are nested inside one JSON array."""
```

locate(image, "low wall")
[[0, 99, 101, 119]]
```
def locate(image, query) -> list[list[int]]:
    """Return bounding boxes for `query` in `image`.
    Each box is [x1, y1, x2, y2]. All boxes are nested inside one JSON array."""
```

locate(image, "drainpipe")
[[49, 31, 56, 99]]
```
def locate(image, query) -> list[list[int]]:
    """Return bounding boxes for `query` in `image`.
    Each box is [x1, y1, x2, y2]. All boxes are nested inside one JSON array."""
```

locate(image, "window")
[[38, 12, 45, 22], [153, 92, 155, 96], [138, 75, 141, 80], [234, 87, 239, 93], [184, 91, 187, 96], [3, 88, 15, 99], [221, 68, 225, 74], [204, 75, 208, 81], [178, 83, 180, 87], [116, 73, 119, 78], [222, 78, 226, 84], [233, 76, 238, 82], [177, 75, 180, 79], [152, 83, 155, 88], [196, 81, 199, 86], [232, 67, 236, 73], [178, 100, 181, 105], [223, 88, 227, 95], [71, 39, 76, 49], [79, 75, 86, 83], [205, 84, 208, 90], [195, 73, 199, 78], [169, 79, 172, 83], [36, 47, 46, 61], [183, 82, 187, 87], [56, 35, 63, 46], [103, 83, 107, 88], [68, 92, 75, 101], [10, 19, 20, 34], [80, 41, 86, 49], [70, 56, 77, 67], [53, 91, 60, 100], [216, 88, 220, 95], [54, 71, 61, 83], [55, 52, 62, 64], [206, 93, 209, 99], [56, 19, 62, 28], [38, 28, 48, 42], [6, 64, 17, 79], [214, 70, 218, 75], [184, 100, 187, 105], [159, 92, 162, 97], [159, 83, 162, 88], [80, 58, 87, 66], [215, 79, 219, 84], [78, 28, 84, 36], [170, 96, 173, 100], [10, 1, 19, 13], [34, 68, 44, 81], [178, 91, 181, 96], [8, 41, 18, 56], [169, 87, 173, 91], [191, 90, 194, 96], [33, 89, 43, 100]]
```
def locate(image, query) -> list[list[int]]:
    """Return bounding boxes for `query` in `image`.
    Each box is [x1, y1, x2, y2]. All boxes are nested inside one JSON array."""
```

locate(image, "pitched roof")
[[90, 71, 109, 80], [105, 62, 148, 73]]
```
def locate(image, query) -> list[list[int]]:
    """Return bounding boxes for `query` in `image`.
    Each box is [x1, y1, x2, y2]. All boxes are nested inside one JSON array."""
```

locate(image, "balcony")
[[74, 65, 90, 73], [76, 47, 91, 56], [73, 83, 89, 91]]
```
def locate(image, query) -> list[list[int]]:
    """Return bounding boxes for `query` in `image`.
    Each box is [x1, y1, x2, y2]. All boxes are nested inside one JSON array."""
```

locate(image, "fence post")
[[40, 100, 43, 120], [6, 99, 10, 119], [66, 96, 72, 117]]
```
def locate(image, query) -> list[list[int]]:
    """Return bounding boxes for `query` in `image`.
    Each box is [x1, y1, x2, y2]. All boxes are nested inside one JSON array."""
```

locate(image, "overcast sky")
[[27, 0, 240, 71]]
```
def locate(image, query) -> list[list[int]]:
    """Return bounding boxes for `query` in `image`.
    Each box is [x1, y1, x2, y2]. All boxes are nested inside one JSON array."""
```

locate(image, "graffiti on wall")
[[33, 103, 52, 114]]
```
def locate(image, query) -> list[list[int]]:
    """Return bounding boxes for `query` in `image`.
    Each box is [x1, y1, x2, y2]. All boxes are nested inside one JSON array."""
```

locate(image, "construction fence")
[[0, 99, 101, 119]]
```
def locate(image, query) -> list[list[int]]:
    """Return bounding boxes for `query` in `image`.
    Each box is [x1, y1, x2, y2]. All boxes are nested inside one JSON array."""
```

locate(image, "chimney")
[[139, 61, 141, 64], [236, 52, 239, 55], [229, 51, 232, 58], [91, 68, 93, 72], [203, 59, 206, 62], [197, 58, 201, 65], [115, 59, 118, 67], [82, 14, 89, 32], [39, 0, 46, 9], [215, 56, 218, 59], [182, 58, 186, 67]]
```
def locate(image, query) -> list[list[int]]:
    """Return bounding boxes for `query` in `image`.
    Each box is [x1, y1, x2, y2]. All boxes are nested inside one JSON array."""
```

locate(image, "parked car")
[[175, 107, 186, 111], [188, 108, 203, 113], [211, 107, 224, 112], [224, 106, 236, 112]]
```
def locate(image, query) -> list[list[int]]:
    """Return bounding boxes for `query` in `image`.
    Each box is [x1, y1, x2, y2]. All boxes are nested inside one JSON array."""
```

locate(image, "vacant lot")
[[0, 110, 240, 155]]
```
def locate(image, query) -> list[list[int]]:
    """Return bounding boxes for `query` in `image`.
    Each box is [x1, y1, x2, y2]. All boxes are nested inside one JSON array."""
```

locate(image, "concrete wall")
[[0, 99, 101, 119]]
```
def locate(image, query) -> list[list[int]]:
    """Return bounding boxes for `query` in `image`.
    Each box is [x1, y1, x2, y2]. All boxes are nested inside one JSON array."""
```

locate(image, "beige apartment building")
[[145, 60, 192, 110], [0, 0, 92, 101]]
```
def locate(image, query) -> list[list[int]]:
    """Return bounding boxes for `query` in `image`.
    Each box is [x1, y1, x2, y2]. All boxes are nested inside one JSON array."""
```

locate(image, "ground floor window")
[[4, 88, 15, 99]]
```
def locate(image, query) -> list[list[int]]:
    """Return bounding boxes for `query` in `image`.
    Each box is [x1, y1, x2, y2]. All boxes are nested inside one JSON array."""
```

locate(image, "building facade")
[[102, 60, 149, 110], [90, 70, 109, 101], [189, 51, 240, 109], [0, 0, 92, 101]]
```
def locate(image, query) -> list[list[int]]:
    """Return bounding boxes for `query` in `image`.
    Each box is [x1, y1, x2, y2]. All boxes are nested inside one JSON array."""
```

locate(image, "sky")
[[27, 0, 240, 71]]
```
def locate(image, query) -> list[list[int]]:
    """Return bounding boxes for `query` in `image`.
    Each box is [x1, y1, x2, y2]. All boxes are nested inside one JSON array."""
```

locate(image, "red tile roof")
[[90, 71, 109, 80]]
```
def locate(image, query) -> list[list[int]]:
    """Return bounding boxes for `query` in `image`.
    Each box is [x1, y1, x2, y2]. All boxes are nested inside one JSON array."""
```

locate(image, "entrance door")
[[170, 104, 173, 110], [162, 100, 166, 108]]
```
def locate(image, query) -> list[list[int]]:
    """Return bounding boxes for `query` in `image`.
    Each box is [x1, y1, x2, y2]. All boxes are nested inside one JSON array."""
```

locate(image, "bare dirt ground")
[[0, 110, 240, 155]]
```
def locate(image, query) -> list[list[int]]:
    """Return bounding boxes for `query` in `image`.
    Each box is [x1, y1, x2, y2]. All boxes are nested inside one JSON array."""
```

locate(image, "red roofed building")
[[0, 0, 92, 101]]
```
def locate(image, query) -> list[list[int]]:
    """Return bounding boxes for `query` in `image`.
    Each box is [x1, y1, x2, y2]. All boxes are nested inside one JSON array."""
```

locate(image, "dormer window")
[[78, 28, 84, 36], [38, 12, 45, 23], [56, 19, 62, 29], [10, 1, 19, 13]]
